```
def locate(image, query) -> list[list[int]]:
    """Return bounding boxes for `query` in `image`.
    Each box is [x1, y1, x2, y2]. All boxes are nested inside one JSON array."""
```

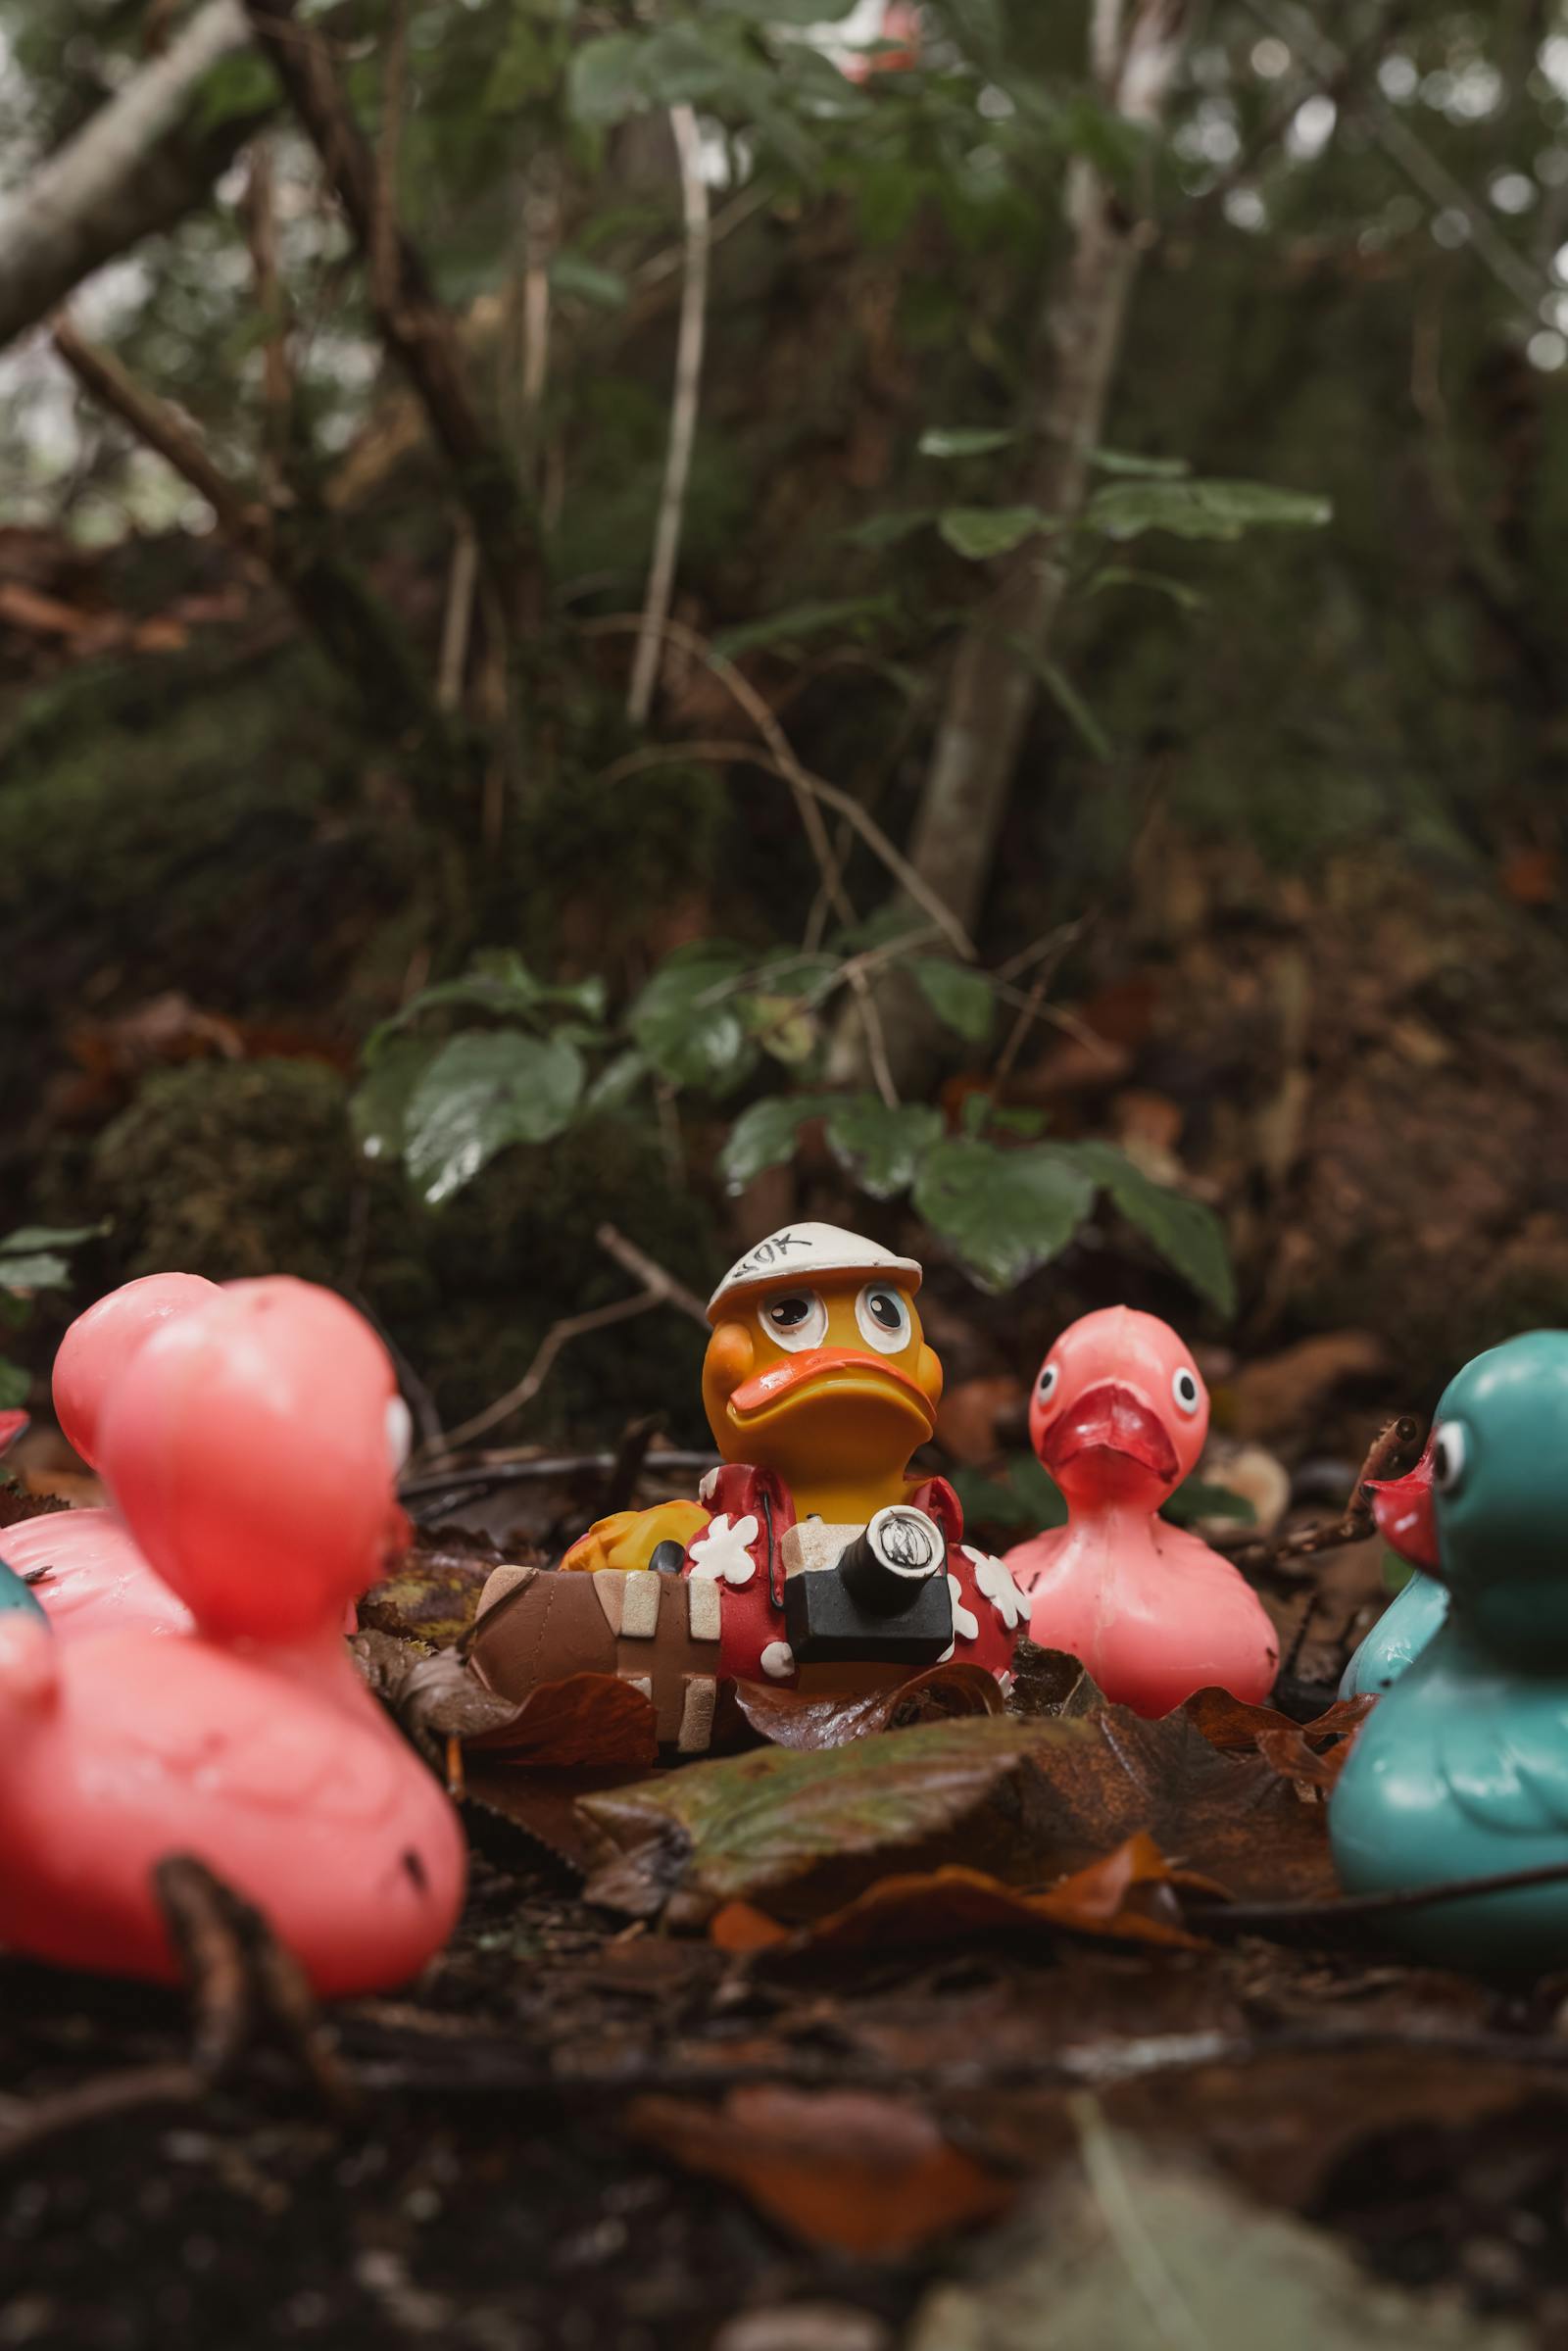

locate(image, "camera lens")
[[837, 1505, 944, 1615]]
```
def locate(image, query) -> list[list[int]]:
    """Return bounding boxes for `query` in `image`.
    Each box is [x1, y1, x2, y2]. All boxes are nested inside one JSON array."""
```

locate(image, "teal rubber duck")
[[0, 1555, 47, 1624], [1331, 1330, 1568, 1967]]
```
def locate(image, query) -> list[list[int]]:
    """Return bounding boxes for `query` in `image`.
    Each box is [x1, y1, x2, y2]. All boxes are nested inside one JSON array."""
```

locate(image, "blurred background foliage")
[[1, 0, 1566, 1453]]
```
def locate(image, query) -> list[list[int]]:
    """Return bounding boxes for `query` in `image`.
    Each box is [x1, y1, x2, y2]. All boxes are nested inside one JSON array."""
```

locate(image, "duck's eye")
[[1036, 1363, 1059, 1407], [384, 1396, 414, 1473], [1171, 1367, 1203, 1418], [762, 1291, 826, 1352], [856, 1285, 911, 1354], [1432, 1420, 1468, 1494]]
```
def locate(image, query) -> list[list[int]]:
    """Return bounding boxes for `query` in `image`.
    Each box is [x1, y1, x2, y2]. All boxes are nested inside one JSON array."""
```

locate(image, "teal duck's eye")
[[856, 1285, 911, 1354], [763, 1291, 826, 1351], [1432, 1421, 1468, 1494], [1171, 1367, 1202, 1417]]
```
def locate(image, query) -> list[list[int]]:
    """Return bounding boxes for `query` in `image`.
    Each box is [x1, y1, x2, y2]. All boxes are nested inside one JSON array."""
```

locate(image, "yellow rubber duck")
[[562, 1223, 944, 1571]]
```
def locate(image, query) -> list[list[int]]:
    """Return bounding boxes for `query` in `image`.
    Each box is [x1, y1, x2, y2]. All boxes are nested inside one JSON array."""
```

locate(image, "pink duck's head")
[[1367, 1434, 1439, 1570], [1028, 1306, 1208, 1508], [97, 1277, 413, 1641], [54, 1272, 219, 1469]]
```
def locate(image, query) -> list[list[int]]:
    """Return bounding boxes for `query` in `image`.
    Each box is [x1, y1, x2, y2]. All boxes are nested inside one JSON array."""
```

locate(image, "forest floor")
[[4, 1439, 1568, 2351]]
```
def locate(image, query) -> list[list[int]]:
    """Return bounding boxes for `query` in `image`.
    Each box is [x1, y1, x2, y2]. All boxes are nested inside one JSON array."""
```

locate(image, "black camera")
[[781, 1504, 954, 1665]]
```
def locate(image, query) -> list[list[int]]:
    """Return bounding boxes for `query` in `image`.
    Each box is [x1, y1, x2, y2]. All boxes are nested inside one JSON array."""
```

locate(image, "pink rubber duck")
[[1003, 1307, 1278, 1717], [0, 1278, 465, 1996], [0, 1273, 217, 1640]]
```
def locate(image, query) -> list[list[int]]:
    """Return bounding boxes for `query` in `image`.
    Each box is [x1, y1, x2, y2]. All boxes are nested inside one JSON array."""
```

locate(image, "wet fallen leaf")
[[579, 1718, 1083, 1927], [466, 1760, 669, 1872], [629, 2086, 1014, 2257], [465, 1671, 661, 1768], [1185, 1689, 1372, 1792], [361, 1536, 510, 1646], [733, 1661, 1004, 1751], [714, 1836, 1221, 1963], [907, 2114, 1529, 2351]]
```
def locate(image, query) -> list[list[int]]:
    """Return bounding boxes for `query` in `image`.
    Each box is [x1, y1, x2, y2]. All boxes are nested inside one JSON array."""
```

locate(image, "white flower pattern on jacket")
[[688, 1512, 760, 1586]]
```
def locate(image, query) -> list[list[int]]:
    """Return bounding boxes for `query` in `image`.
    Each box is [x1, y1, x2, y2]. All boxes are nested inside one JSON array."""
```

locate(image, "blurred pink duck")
[[0, 1273, 217, 1640], [0, 1278, 465, 1996], [1004, 1307, 1278, 1717]]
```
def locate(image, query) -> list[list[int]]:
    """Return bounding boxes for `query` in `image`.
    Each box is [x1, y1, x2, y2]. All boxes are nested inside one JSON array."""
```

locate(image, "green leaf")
[[403, 1033, 585, 1207], [0, 1254, 71, 1293], [0, 1359, 28, 1410], [723, 0, 860, 19], [712, 594, 895, 659], [938, 506, 1053, 560], [843, 508, 939, 550], [948, 1468, 1032, 1533], [1162, 1476, 1256, 1528], [640, 20, 734, 105], [913, 1138, 1097, 1293], [719, 1095, 833, 1193], [585, 1049, 652, 1115], [567, 31, 646, 125], [1028, 654, 1111, 761], [1090, 447, 1193, 479], [1008, 1450, 1068, 1529], [192, 50, 277, 133], [741, 993, 818, 1066], [1085, 477, 1333, 545], [823, 1098, 944, 1200], [352, 1037, 440, 1165], [1067, 1142, 1237, 1317], [628, 943, 759, 1096], [483, 17, 559, 111], [549, 253, 629, 308], [1087, 564, 1206, 612], [910, 957, 995, 1044], [918, 425, 1020, 460], [0, 1222, 107, 1254]]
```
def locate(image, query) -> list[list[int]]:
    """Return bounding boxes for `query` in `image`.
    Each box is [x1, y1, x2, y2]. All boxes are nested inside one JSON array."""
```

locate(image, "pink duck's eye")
[[1171, 1367, 1202, 1417], [1036, 1363, 1059, 1407]]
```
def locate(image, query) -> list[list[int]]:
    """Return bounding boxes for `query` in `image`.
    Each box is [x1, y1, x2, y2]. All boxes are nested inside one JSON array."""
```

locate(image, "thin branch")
[[596, 1223, 709, 1327], [433, 1291, 665, 1457], [0, 0, 267, 352], [242, 0, 544, 647], [1218, 1415, 1423, 1575], [845, 965, 900, 1108], [628, 105, 711, 723], [1235, 0, 1549, 316], [437, 515, 480, 711], [372, 0, 409, 318], [241, 139, 293, 486], [52, 314, 444, 755]]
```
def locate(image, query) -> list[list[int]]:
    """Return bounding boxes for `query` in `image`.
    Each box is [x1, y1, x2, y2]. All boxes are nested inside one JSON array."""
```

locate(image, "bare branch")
[[0, 0, 267, 352], [628, 105, 711, 724], [242, 0, 545, 648], [595, 1224, 709, 1327]]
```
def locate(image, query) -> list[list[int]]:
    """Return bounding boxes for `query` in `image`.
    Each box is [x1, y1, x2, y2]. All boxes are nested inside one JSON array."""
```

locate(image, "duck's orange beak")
[[1041, 1380, 1178, 1483], [729, 1346, 936, 1433]]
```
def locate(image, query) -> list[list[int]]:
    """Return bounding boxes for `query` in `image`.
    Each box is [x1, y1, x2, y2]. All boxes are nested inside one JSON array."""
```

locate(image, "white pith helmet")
[[707, 1222, 922, 1322]]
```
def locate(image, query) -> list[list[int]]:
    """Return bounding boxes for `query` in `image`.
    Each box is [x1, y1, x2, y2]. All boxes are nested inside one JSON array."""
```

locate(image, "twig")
[[0, 0, 265, 352], [51, 314, 444, 751], [372, 0, 408, 319], [0, 2064, 204, 2166], [436, 515, 480, 711], [1069, 2094, 1210, 2351], [596, 1223, 709, 1326], [1218, 1414, 1422, 1576], [242, 0, 544, 647], [242, 139, 293, 485], [604, 1413, 665, 1516], [1205, 1857, 1568, 1935], [1235, 0, 1548, 317], [431, 1290, 667, 1458], [52, 315, 273, 550], [844, 966, 900, 1108], [629, 105, 710, 724], [583, 702, 975, 959]]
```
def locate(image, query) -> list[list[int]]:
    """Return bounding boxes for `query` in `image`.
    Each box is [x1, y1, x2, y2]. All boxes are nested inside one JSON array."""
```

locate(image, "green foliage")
[[0, 1222, 107, 1408], [938, 505, 1052, 559], [404, 1032, 586, 1207], [628, 941, 760, 1095], [913, 1136, 1098, 1292], [1084, 478, 1334, 544], [909, 957, 995, 1044]]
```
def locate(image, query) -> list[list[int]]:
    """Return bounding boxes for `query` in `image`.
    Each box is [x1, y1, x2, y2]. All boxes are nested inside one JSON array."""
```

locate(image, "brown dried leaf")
[[360, 1539, 504, 1646], [1186, 1690, 1372, 1793], [733, 1661, 1004, 1751], [717, 1835, 1222, 1964], [629, 2086, 1014, 2257], [466, 1671, 661, 1769]]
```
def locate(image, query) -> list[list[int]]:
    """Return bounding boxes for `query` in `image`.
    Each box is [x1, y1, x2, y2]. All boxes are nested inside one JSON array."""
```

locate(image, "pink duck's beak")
[[1368, 1439, 1438, 1569], [1041, 1381, 1179, 1483]]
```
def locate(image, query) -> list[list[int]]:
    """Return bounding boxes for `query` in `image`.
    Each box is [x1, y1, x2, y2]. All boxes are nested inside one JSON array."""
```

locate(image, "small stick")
[[604, 1413, 665, 1517], [596, 1223, 709, 1327], [1218, 1414, 1422, 1575], [1204, 1855, 1568, 1935], [431, 1291, 666, 1457]]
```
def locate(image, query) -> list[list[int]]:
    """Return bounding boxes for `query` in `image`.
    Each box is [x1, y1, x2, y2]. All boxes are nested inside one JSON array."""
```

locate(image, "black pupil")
[[869, 1293, 901, 1329], [772, 1298, 809, 1327], [1179, 1376, 1195, 1401]]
